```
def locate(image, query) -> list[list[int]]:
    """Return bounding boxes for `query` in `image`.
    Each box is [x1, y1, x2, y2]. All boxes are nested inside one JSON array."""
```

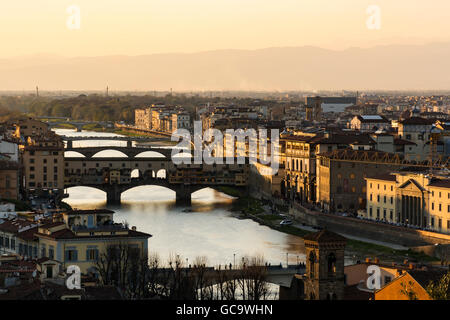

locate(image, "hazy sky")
[[1, 0, 450, 58]]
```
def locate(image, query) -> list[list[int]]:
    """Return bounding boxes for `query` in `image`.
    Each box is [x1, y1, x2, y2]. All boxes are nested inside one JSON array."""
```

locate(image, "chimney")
[[132, 226, 136, 231]]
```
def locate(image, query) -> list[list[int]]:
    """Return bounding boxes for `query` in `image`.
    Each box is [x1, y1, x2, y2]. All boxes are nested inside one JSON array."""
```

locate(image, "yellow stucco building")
[[365, 171, 450, 234], [35, 209, 151, 275]]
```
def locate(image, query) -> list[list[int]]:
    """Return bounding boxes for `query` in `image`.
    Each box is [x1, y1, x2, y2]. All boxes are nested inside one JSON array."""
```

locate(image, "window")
[[309, 251, 316, 279], [439, 219, 442, 229], [376, 208, 380, 219], [383, 196, 386, 203], [86, 248, 99, 261], [390, 197, 393, 204], [377, 195, 380, 202], [65, 249, 78, 262], [49, 246, 54, 260], [370, 194, 373, 201], [390, 210, 393, 221], [439, 204, 442, 212], [327, 253, 337, 275], [432, 203, 435, 210], [431, 217, 435, 227], [369, 207, 373, 217], [383, 209, 386, 219]]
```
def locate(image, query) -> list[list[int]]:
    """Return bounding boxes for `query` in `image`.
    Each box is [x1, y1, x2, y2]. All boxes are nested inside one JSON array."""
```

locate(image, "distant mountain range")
[[1, 43, 449, 91]]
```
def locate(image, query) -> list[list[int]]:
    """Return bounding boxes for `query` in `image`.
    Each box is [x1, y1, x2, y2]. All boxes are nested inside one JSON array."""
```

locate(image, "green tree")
[[426, 272, 450, 300]]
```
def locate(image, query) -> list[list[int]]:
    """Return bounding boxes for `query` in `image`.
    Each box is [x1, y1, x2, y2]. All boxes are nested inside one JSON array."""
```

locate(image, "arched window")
[[309, 251, 316, 278], [327, 253, 336, 275]]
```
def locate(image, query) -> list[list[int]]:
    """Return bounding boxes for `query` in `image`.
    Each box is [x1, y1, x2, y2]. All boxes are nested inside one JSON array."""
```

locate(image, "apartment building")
[[0, 219, 39, 258], [365, 171, 450, 234], [281, 131, 376, 204], [350, 115, 391, 133], [316, 149, 399, 213], [14, 118, 50, 139], [0, 160, 19, 200], [397, 117, 434, 161], [21, 131, 65, 198], [134, 108, 152, 130], [35, 210, 151, 274]]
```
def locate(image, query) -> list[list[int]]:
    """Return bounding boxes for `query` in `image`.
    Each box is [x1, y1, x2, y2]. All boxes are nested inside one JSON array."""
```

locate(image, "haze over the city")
[[1, 0, 449, 91]]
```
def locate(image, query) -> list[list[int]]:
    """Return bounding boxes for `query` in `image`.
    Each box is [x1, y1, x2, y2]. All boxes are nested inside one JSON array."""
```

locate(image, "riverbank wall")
[[289, 202, 450, 247]]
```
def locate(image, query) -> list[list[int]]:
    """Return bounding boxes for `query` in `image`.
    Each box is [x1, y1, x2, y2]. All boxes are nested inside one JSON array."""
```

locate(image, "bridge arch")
[[92, 150, 129, 158], [64, 186, 107, 202], [135, 151, 167, 158], [64, 151, 86, 158], [121, 185, 177, 203]]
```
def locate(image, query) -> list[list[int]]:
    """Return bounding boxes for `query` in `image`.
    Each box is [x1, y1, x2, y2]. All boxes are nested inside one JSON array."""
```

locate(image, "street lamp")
[[233, 253, 236, 269], [286, 253, 289, 268]]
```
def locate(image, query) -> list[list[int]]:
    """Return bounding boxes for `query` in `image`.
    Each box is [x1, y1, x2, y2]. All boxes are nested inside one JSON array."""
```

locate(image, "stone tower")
[[303, 229, 347, 300], [305, 96, 322, 121]]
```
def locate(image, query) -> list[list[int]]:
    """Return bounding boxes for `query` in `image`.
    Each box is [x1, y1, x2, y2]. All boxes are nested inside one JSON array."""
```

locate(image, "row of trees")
[[0, 94, 288, 123], [94, 243, 274, 300]]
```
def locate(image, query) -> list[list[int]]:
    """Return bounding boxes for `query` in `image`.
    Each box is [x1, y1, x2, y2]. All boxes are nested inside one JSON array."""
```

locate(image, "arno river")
[[57, 129, 306, 268]]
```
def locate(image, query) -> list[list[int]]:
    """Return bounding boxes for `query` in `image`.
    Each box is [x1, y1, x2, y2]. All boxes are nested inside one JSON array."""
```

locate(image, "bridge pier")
[[66, 140, 73, 148], [127, 140, 133, 148], [176, 191, 192, 206], [105, 185, 122, 205], [175, 185, 192, 206]]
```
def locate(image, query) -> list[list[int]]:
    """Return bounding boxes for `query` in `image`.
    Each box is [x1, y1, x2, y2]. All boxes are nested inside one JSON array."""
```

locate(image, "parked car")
[[280, 219, 293, 226]]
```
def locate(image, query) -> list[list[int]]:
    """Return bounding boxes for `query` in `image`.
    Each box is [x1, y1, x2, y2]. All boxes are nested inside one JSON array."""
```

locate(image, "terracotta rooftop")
[[35, 228, 151, 240], [428, 179, 450, 189], [303, 229, 347, 243], [366, 174, 397, 182], [400, 117, 434, 125]]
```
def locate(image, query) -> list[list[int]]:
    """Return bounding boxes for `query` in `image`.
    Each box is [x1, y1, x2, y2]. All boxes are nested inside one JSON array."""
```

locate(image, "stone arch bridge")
[[64, 155, 249, 205]]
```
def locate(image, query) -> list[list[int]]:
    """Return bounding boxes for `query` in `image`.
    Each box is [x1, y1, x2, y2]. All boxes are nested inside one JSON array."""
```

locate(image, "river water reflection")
[[58, 129, 306, 267]]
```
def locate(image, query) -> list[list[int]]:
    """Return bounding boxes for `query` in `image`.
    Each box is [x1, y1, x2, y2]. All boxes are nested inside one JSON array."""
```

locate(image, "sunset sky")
[[1, 0, 449, 58]]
